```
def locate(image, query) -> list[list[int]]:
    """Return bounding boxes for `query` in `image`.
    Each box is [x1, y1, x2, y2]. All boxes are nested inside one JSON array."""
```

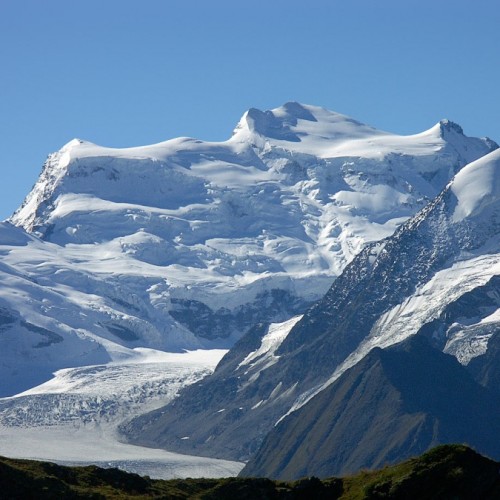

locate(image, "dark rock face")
[[240, 336, 500, 480], [467, 330, 500, 397], [169, 290, 308, 340]]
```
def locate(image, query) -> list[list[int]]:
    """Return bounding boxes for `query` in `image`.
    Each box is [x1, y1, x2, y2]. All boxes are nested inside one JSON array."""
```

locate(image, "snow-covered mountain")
[[124, 147, 500, 468], [2, 102, 500, 479], [2, 103, 495, 396]]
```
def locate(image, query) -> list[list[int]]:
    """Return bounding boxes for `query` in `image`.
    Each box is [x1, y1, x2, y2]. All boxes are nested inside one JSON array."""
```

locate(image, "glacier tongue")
[[0, 349, 244, 479]]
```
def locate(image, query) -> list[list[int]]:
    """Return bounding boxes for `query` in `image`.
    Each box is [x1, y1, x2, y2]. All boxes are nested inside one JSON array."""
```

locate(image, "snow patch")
[[238, 315, 303, 371]]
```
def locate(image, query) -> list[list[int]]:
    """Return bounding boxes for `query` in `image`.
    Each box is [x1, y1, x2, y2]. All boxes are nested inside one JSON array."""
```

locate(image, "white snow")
[[238, 315, 303, 371], [0, 348, 243, 479], [451, 148, 500, 222], [0, 426, 243, 479]]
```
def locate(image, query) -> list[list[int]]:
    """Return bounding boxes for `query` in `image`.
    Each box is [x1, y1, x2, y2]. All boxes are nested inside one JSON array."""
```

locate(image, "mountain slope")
[[240, 335, 500, 479], [467, 330, 500, 397], [124, 148, 500, 462], [2, 103, 496, 396]]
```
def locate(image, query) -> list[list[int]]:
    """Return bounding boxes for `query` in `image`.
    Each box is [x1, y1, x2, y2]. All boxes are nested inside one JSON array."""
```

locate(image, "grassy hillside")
[[0, 444, 499, 499]]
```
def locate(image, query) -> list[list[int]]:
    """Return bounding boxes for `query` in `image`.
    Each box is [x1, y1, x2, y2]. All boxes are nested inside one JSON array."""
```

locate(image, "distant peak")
[[234, 102, 324, 139], [439, 119, 464, 136], [236, 106, 302, 142], [232, 102, 380, 144], [429, 120, 498, 151], [60, 138, 90, 152], [278, 102, 318, 122]]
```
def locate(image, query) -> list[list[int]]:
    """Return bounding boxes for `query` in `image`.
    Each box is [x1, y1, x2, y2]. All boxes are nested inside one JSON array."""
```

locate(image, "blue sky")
[[1, 0, 499, 220]]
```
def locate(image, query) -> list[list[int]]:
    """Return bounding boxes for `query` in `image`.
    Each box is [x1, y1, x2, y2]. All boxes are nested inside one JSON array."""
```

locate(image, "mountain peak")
[[432, 119, 498, 151], [277, 101, 319, 122], [439, 119, 464, 136], [60, 138, 86, 150], [233, 102, 328, 142], [232, 102, 385, 146], [240, 106, 302, 142]]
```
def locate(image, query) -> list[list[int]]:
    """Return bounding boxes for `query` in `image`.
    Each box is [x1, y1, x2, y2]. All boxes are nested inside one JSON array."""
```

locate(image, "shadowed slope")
[[241, 336, 500, 480]]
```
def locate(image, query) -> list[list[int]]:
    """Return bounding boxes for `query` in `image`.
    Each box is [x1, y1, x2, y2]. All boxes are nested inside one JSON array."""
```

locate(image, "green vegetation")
[[0, 445, 498, 499], [342, 445, 500, 499]]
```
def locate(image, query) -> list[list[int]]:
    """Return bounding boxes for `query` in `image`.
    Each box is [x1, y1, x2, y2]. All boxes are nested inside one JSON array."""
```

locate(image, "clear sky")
[[1, 0, 499, 220]]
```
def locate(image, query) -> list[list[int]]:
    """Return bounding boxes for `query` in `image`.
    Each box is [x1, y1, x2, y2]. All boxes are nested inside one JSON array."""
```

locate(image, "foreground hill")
[[0, 445, 498, 499]]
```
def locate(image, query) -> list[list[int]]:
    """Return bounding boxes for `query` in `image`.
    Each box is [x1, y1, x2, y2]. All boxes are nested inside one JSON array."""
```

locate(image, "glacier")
[[0, 349, 243, 479]]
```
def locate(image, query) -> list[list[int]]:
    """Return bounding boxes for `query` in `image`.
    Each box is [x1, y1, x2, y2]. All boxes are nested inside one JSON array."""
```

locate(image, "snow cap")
[[451, 148, 500, 221]]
